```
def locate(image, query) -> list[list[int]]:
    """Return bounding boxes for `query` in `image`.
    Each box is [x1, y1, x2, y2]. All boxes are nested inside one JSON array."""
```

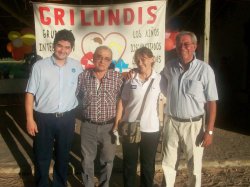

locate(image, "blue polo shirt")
[[162, 57, 218, 119], [26, 55, 83, 113]]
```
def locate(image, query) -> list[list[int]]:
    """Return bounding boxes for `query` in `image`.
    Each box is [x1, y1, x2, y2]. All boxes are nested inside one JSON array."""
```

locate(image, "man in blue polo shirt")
[[25, 29, 83, 187], [161, 31, 218, 187]]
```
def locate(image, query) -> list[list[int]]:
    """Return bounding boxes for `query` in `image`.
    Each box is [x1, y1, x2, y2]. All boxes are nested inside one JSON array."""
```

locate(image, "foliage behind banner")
[[33, 1, 166, 72]]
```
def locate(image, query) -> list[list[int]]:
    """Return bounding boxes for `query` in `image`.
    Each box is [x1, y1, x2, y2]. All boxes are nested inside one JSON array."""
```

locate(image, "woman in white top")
[[113, 47, 162, 187]]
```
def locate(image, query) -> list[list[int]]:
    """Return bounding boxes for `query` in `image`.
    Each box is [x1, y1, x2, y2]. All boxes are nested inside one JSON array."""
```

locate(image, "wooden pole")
[[204, 0, 211, 63]]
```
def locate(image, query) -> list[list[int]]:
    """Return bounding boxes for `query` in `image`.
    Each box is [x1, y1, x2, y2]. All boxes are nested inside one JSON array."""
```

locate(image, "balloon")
[[165, 38, 174, 51], [22, 45, 33, 54], [21, 34, 36, 46], [169, 32, 179, 44], [12, 38, 23, 48], [81, 55, 95, 69], [85, 52, 93, 60], [8, 31, 21, 41], [6, 42, 13, 53], [165, 32, 171, 39], [12, 47, 24, 60], [20, 27, 34, 35]]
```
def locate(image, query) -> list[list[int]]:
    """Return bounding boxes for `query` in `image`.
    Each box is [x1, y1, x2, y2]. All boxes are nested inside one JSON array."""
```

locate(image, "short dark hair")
[[53, 29, 75, 48]]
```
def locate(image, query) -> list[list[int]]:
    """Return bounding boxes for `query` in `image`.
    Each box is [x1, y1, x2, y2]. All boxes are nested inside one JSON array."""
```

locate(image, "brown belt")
[[170, 115, 203, 122]]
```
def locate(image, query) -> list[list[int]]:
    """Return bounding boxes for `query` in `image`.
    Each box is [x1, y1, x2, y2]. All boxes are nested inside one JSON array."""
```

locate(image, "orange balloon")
[[6, 42, 13, 53], [165, 38, 174, 51]]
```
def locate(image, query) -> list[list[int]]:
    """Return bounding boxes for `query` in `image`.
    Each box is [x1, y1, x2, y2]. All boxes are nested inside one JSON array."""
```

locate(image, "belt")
[[52, 110, 74, 118], [170, 115, 203, 122], [53, 112, 67, 118], [35, 110, 74, 118], [84, 118, 115, 125]]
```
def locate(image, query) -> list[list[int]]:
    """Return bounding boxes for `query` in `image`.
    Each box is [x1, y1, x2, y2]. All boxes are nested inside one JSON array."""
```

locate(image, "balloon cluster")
[[6, 28, 36, 61], [165, 31, 179, 51]]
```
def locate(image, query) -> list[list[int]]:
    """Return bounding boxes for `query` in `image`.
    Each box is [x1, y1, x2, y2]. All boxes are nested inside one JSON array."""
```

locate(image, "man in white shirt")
[[161, 31, 218, 187]]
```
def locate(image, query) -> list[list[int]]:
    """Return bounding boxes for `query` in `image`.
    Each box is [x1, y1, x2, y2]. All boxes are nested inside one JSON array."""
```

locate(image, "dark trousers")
[[122, 131, 160, 187], [33, 111, 75, 187]]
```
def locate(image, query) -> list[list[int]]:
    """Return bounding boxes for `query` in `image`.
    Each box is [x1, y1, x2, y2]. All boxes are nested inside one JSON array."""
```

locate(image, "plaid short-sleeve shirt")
[[76, 69, 124, 122]]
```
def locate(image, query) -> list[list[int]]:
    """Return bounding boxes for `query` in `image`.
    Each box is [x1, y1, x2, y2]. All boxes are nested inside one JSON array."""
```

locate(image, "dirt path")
[[1, 167, 250, 187]]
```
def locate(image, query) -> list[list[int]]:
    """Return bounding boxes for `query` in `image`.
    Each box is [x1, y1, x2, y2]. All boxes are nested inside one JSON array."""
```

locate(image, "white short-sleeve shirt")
[[121, 71, 161, 132]]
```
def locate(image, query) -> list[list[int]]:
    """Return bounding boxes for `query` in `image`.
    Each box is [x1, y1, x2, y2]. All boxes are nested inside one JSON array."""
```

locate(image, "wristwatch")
[[207, 130, 213, 135]]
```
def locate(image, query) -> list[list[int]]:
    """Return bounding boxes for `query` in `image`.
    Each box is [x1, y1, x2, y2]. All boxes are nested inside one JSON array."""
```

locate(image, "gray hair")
[[176, 31, 198, 44], [93, 46, 113, 59], [133, 47, 155, 67]]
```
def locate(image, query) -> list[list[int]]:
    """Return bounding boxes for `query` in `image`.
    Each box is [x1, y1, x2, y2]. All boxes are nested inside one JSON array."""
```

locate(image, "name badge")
[[130, 85, 137, 89]]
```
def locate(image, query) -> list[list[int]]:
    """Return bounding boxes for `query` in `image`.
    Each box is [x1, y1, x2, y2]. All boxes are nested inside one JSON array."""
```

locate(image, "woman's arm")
[[113, 99, 123, 132]]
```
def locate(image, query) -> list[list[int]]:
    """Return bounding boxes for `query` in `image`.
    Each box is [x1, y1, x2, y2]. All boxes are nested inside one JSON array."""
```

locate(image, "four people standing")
[[25, 29, 218, 187], [25, 29, 83, 186], [161, 31, 218, 187]]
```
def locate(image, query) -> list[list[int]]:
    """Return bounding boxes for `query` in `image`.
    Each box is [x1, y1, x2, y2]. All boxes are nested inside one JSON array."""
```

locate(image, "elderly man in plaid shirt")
[[76, 46, 124, 187]]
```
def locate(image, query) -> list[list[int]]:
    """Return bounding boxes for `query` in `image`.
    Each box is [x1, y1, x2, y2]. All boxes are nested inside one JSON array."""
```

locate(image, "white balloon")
[[12, 38, 23, 48]]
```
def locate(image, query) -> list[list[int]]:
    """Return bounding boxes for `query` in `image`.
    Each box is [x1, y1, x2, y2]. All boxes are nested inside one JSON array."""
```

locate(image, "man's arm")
[[202, 100, 217, 147], [160, 72, 168, 97], [25, 93, 38, 136]]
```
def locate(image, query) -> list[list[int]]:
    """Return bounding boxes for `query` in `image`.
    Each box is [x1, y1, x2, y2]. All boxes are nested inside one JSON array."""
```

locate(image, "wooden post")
[[204, 0, 211, 63]]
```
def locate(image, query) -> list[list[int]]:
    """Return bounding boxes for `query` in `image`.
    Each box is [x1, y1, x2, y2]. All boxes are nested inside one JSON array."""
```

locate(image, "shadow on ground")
[[0, 94, 137, 186], [0, 93, 249, 186]]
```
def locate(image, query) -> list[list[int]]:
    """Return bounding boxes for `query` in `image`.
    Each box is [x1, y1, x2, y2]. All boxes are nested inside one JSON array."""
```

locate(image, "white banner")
[[33, 1, 166, 72]]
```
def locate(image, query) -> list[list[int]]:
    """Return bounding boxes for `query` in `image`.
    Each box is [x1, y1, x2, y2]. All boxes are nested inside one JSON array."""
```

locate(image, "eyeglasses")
[[94, 56, 112, 63], [176, 42, 194, 48]]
